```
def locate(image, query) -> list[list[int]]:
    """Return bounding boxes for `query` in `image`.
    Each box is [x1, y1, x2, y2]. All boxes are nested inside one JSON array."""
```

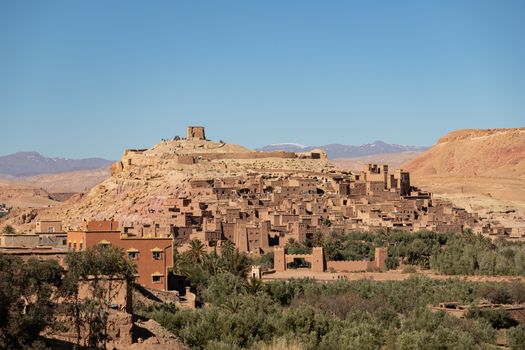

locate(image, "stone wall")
[[176, 151, 297, 161], [0, 234, 40, 248], [274, 246, 388, 273]]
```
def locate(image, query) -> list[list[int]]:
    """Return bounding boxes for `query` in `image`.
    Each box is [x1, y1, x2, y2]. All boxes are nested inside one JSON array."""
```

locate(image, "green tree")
[[203, 272, 243, 305], [62, 245, 136, 349], [225, 248, 250, 278], [0, 255, 63, 349], [187, 239, 206, 264], [244, 276, 263, 295], [2, 225, 15, 235]]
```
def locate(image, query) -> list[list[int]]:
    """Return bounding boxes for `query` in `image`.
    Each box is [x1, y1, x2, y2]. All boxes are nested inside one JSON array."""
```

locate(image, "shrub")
[[466, 307, 518, 329], [507, 325, 525, 350], [402, 265, 417, 274]]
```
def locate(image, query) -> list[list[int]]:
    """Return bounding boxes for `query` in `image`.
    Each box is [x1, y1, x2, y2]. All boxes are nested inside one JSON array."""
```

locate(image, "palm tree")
[[187, 239, 206, 264], [200, 252, 226, 276], [220, 240, 235, 259], [243, 276, 262, 295], [221, 298, 241, 312], [228, 248, 250, 278], [312, 231, 323, 247]]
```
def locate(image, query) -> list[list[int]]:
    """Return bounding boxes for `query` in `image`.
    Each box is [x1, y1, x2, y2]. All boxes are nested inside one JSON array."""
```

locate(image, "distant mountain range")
[[257, 141, 428, 159], [0, 141, 427, 177], [0, 152, 113, 176]]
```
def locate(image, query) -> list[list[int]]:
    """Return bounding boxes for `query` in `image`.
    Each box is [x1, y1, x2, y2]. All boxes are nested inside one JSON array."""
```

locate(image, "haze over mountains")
[[0, 151, 113, 176], [257, 141, 428, 159], [0, 152, 113, 205], [1, 141, 425, 177]]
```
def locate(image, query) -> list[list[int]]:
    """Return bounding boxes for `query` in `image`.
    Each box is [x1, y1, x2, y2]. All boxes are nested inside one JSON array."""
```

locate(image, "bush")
[[1, 225, 15, 235], [386, 256, 399, 270], [466, 307, 519, 329], [402, 265, 417, 274], [507, 325, 525, 350], [202, 272, 244, 305], [146, 276, 521, 349], [479, 284, 513, 304], [252, 336, 306, 350]]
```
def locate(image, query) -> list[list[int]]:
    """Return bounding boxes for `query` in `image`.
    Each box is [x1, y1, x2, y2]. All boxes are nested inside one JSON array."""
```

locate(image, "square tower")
[[273, 248, 286, 272], [187, 126, 206, 140], [374, 247, 388, 270]]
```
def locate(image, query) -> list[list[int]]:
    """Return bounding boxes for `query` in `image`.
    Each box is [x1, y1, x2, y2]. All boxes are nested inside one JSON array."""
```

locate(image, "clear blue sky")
[[1, 0, 523, 159]]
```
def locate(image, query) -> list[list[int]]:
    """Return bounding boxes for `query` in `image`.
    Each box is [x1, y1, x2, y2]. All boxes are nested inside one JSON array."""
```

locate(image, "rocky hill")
[[404, 128, 525, 213], [0, 151, 113, 176], [405, 128, 525, 179], [2, 136, 335, 230], [257, 141, 427, 159]]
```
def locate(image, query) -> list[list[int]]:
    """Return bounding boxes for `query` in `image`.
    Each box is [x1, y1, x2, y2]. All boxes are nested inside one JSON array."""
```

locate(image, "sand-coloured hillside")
[[332, 151, 423, 172], [404, 128, 525, 214], [24, 167, 110, 193], [0, 167, 110, 194], [0, 181, 59, 208], [1, 136, 335, 231], [405, 128, 525, 179], [0, 167, 110, 212]]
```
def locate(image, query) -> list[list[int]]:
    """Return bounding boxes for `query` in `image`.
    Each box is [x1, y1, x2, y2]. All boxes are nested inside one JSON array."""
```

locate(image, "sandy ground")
[[0, 182, 60, 208], [411, 176, 525, 210], [332, 151, 423, 173], [0, 167, 109, 194], [411, 175, 525, 232]]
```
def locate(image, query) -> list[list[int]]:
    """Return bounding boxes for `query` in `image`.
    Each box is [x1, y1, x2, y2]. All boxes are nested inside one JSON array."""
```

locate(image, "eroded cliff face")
[[404, 128, 525, 220], [405, 128, 525, 179], [3, 138, 335, 231]]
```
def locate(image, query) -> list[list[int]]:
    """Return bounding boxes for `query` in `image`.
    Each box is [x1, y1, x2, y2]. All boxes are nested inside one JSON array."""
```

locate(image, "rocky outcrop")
[[405, 128, 525, 179], [3, 137, 336, 231], [403, 128, 525, 216]]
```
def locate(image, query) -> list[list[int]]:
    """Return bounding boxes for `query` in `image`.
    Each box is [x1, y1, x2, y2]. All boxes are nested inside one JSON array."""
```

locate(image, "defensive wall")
[[274, 246, 388, 273]]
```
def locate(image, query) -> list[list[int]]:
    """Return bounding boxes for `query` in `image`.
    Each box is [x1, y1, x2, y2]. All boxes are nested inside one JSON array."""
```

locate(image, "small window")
[[152, 251, 162, 260], [98, 241, 111, 248], [128, 252, 138, 260], [79, 243, 83, 250], [63, 239, 67, 245], [152, 275, 161, 283], [48, 227, 55, 233]]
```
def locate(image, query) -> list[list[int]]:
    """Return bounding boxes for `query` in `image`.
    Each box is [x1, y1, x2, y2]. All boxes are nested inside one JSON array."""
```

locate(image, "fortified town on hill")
[[108, 127, 515, 243], [1, 126, 523, 292]]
